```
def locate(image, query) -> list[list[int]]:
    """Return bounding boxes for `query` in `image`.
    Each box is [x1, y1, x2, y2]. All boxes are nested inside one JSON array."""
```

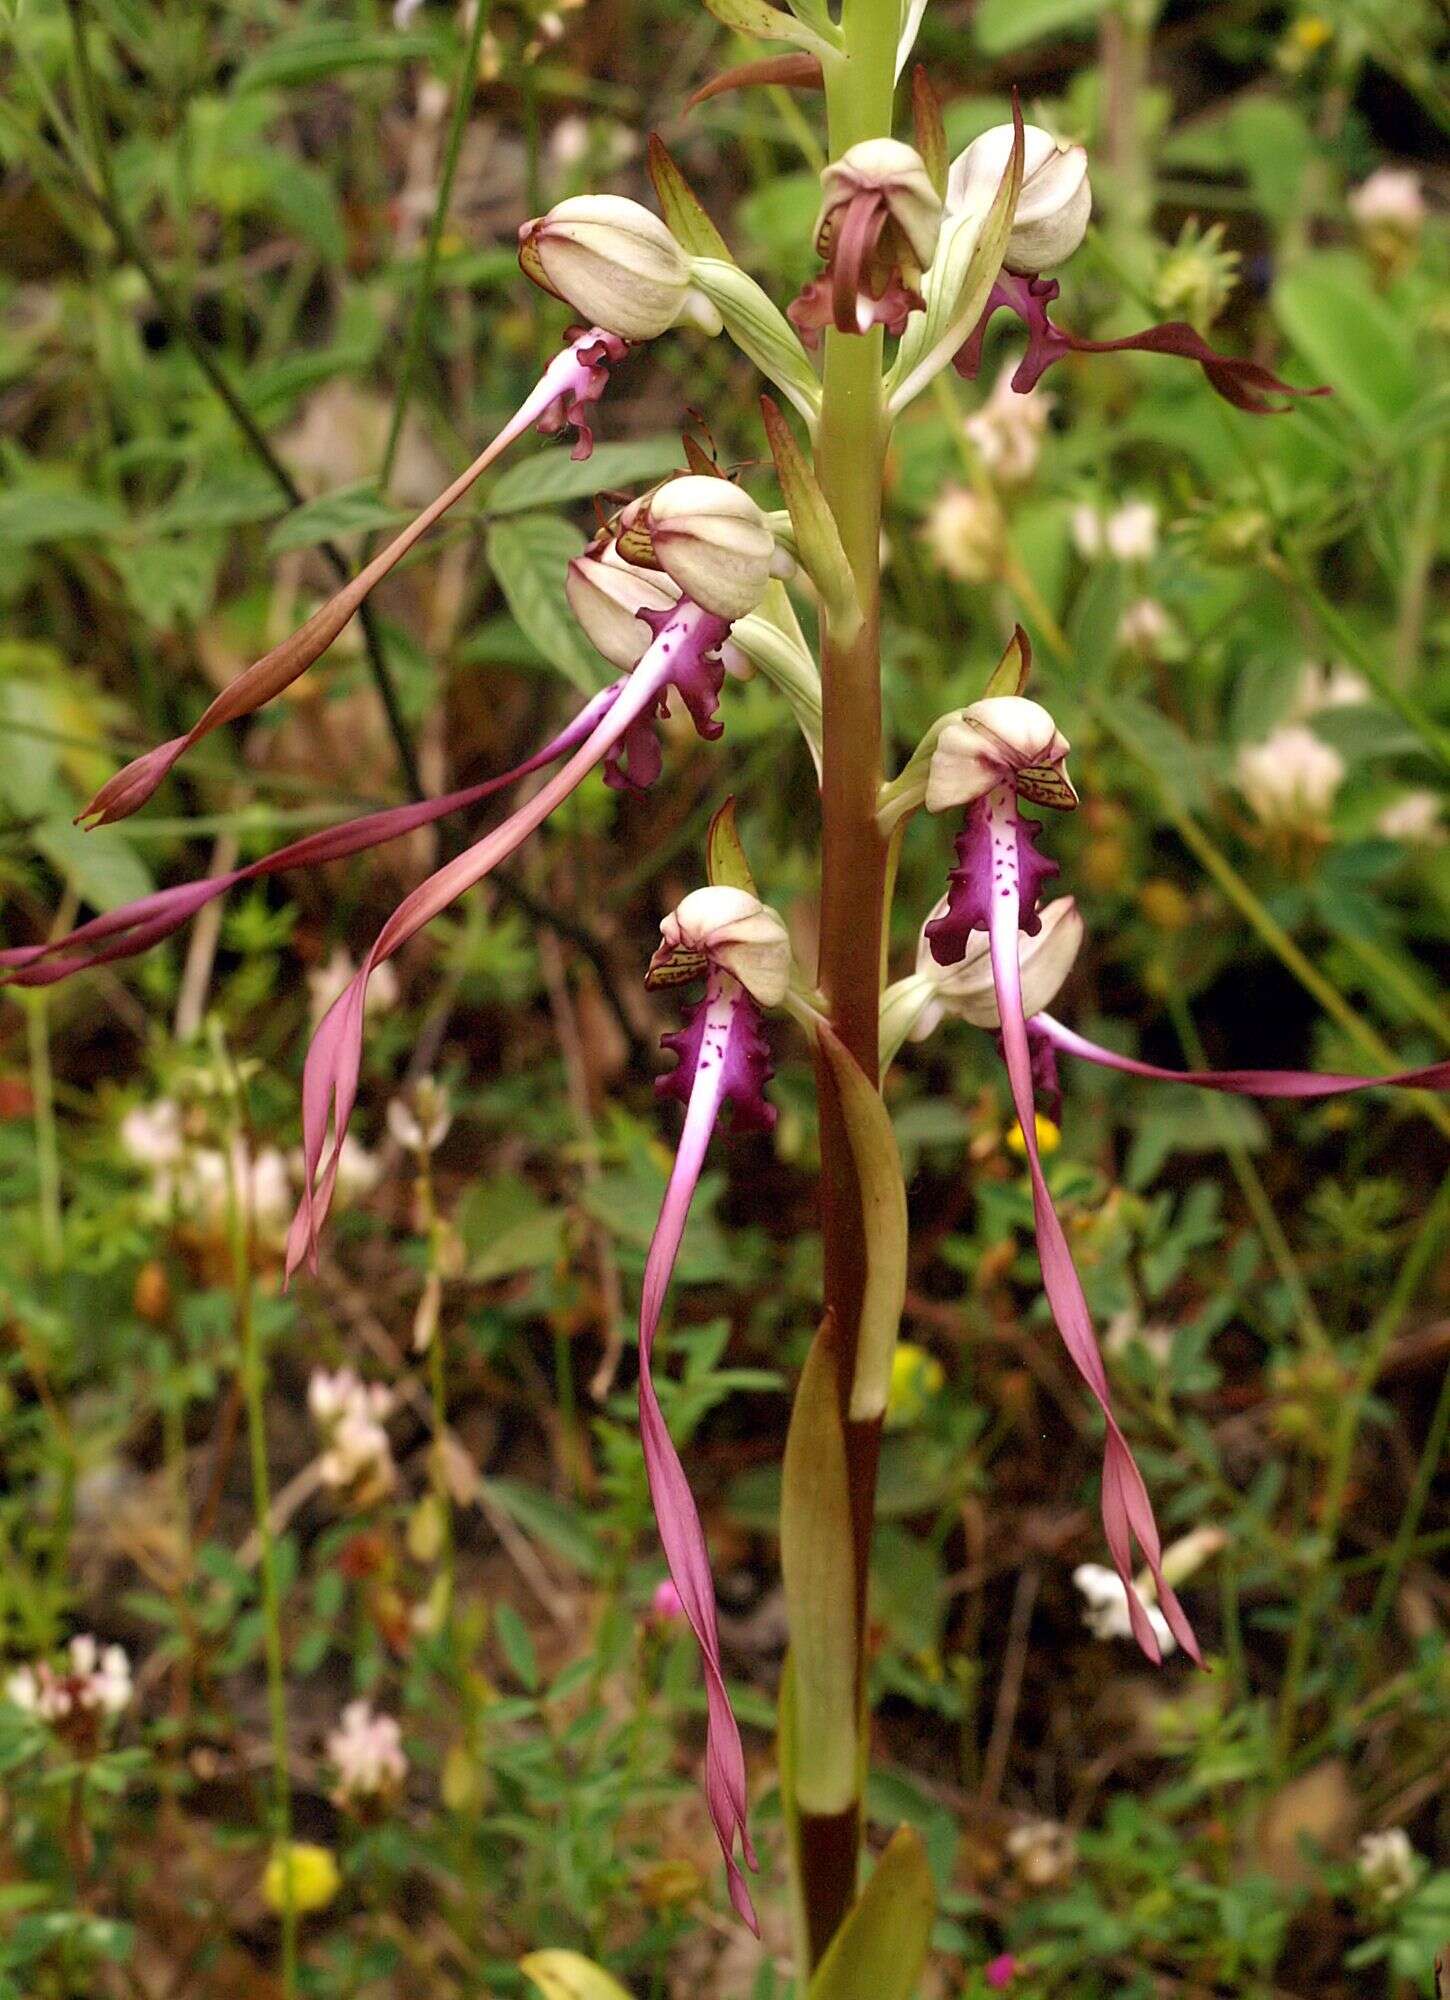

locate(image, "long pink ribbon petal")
[[285, 601, 722, 1278], [0, 683, 624, 987], [639, 971, 760, 1930], [80, 331, 627, 827], [983, 793, 1199, 1665], [1034, 1016, 1450, 1099]]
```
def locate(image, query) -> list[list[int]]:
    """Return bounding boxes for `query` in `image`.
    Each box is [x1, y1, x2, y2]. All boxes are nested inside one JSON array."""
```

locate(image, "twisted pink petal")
[[1034, 1017, 1450, 1098], [981, 788, 1199, 1665], [0, 683, 624, 988], [79, 330, 629, 827], [286, 601, 729, 1278], [640, 967, 770, 1930]]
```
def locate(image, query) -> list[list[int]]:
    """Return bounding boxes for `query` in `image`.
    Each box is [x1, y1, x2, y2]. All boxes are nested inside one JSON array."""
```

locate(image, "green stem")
[[1271, 1172, 1450, 1770], [791, 0, 900, 1968], [377, 0, 494, 496], [1356, 1345, 1450, 1683], [24, 995, 63, 1273]]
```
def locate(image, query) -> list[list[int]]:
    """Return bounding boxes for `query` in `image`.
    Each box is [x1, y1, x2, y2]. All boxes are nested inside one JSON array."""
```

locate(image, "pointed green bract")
[[699, 0, 840, 55], [781, 1319, 858, 1815], [646, 137, 733, 265], [805, 1826, 936, 2000], [706, 797, 760, 896], [911, 65, 948, 199], [816, 1026, 909, 1422], [980, 622, 1031, 699], [760, 397, 861, 639]]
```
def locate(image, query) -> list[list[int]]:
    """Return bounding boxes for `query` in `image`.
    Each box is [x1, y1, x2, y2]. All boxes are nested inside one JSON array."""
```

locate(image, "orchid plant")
[[7, 0, 1448, 1983]]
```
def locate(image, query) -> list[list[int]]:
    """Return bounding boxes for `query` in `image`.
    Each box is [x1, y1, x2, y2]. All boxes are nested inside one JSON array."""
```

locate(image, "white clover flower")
[[1290, 661, 1369, 718], [1357, 1828, 1421, 1905], [6, 1638, 132, 1728], [1073, 1562, 1177, 1654], [1377, 790, 1444, 845], [327, 1700, 408, 1804], [964, 364, 1054, 486], [1006, 1818, 1078, 1888], [1236, 724, 1345, 829], [120, 1099, 185, 1170], [387, 1075, 453, 1154], [1104, 500, 1159, 563], [1348, 168, 1424, 233], [1116, 597, 1174, 657], [310, 1369, 397, 1496], [922, 486, 1003, 585]]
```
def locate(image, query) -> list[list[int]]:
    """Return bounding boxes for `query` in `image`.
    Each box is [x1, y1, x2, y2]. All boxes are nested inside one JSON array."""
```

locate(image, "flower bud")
[[646, 477, 788, 623], [518, 196, 720, 342], [565, 546, 680, 669], [947, 124, 1091, 274], [910, 895, 1083, 1037], [925, 695, 1076, 813], [647, 885, 791, 1007], [817, 139, 943, 279]]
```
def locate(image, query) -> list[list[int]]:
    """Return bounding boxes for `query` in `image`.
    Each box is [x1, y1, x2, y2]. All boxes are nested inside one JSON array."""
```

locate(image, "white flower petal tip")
[[913, 894, 1083, 1031], [566, 548, 681, 669], [948, 123, 1091, 273], [518, 195, 698, 342], [925, 694, 1075, 813], [650, 885, 791, 1008], [647, 477, 780, 623]]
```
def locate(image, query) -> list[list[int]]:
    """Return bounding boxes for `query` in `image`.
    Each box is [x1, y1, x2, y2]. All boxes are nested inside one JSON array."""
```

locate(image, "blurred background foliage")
[[0, 0, 1447, 1993]]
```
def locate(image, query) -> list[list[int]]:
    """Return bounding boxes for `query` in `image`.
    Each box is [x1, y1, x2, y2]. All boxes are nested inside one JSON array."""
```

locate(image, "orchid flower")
[[637, 883, 794, 1930], [287, 475, 788, 1274], [789, 139, 943, 343], [886, 640, 1450, 1663], [78, 329, 630, 827]]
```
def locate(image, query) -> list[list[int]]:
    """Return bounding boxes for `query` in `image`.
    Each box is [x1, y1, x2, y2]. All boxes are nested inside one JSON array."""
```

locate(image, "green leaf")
[[520, 1951, 634, 2000], [33, 816, 152, 911], [486, 438, 681, 517], [456, 1173, 567, 1283], [145, 464, 282, 536], [483, 1479, 601, 1577], [973, 0, 1105, 54], [265, 484, 412, 556], [234, 26, 442, 91], [807, 1826, 936, 2000], [780, 1321, 857, 1816], [493, 1602, 540, 1691], [483, 514, 609, 692], [0, 490, 127, 548], [760, 396, 860, 636], [1273, 252, 1420, 429], [112, 538, 222, 632]]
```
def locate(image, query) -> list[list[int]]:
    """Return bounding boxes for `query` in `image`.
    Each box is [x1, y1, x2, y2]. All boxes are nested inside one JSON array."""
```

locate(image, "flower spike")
[[286, 600, 735, 1277], [956, 271, 1328, 416], [0, 683, 625, 989], [637, 887, 791, 1929], [78, 330, 630, 828]]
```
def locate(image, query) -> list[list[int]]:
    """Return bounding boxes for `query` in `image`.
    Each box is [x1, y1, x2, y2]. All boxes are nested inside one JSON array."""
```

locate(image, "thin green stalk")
[[24, 995, 63, 1273], [1164, 984, 1330, 1355], [377, 0, 494, 495], [416, 1157, 456, 1634], [1322, 920, 1450, 1053], [1271, 1171, 1450, 1770], [217, 1043, 297, 1995], [1357, 1350, 1450, 1674]]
